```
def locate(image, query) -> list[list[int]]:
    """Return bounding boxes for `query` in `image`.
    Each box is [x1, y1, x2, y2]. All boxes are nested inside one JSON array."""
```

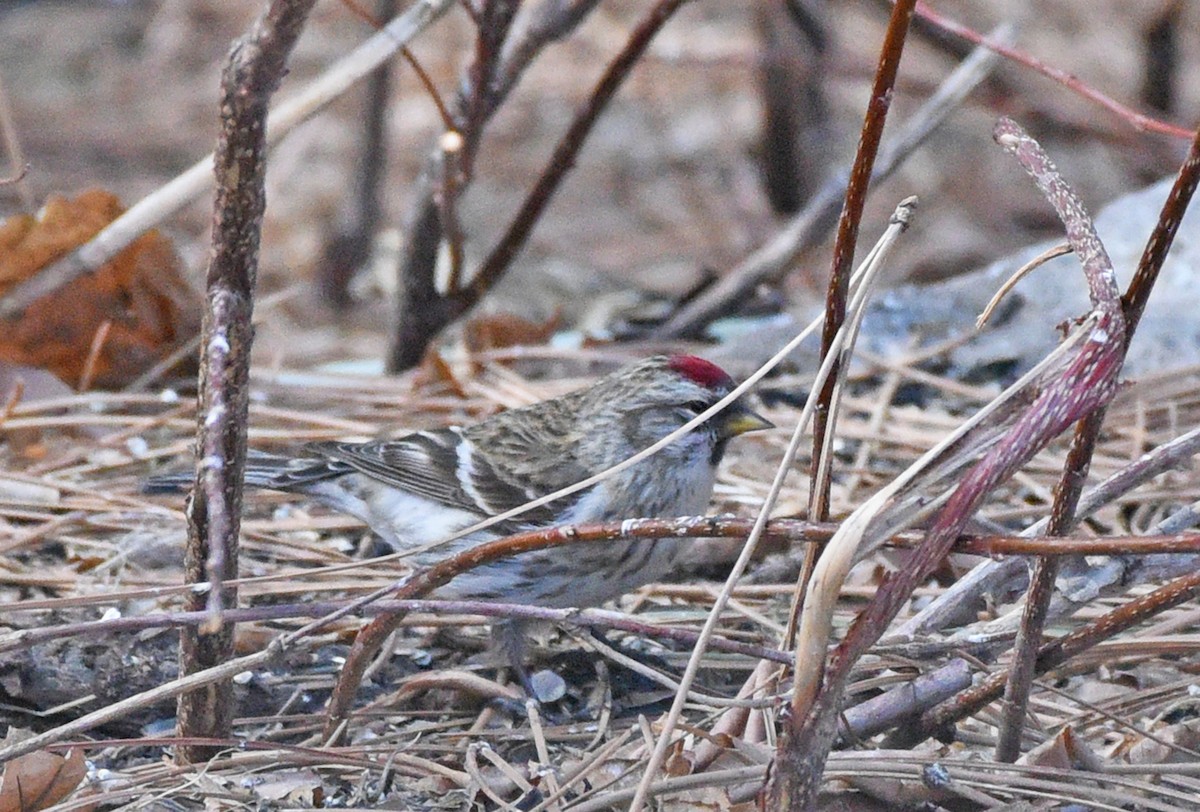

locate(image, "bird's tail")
[[142, 450, 346, 494]]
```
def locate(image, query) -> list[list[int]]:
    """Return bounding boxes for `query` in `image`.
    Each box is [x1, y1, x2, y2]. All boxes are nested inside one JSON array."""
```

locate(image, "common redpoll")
[[150, 355, 770, 673]]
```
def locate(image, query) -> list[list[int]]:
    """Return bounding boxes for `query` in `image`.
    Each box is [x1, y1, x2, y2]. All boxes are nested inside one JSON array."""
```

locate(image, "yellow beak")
[[720, 406, 774, 438]]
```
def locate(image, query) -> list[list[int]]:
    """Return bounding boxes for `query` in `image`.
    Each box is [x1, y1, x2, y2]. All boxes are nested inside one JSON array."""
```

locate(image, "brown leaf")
[[0, 189, 200, 389], [0, 741, 86, 812], [463, 310, 560, 353]]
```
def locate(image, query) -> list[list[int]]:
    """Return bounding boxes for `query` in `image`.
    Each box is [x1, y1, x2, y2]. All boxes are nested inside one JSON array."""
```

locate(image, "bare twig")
[[914, 1, 1193, 139], [495, 0, 603, 101], [755, 0, 832, 214], [774, 117, 1127, 810], [976, 242, 1072, 329], [317, 0, 398, 309], [386, 0, 690, 370], [766, 5, 917, 806], [837, 659, 972, 742], [320, 517, 719, 743], [806, 0, 912, 525], [176, 0, 317, 765]]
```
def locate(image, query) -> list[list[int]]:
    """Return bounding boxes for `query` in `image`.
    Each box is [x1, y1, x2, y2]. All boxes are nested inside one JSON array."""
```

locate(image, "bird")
[[148, 355, 771, 681]]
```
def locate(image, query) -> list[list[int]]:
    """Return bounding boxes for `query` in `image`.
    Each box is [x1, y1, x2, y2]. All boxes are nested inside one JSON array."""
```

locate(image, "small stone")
[[529, 669, 566, 704]]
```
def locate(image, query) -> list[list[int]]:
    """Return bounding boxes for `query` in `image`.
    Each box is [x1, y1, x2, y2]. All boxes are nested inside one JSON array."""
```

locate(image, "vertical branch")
[[176, 0, 317, 765], [756, 0, 832, 214], [766, 15, 917, 803], [994, 424, 1095, 761], [459, 0, 522, 170], [386, 0, 687, 371], [807, 0, 916, 522], [318, 0, 397, 309]]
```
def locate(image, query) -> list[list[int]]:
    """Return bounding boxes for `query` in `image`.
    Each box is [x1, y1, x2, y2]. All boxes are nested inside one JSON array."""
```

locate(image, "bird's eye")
[[684, 399, 710, 415]]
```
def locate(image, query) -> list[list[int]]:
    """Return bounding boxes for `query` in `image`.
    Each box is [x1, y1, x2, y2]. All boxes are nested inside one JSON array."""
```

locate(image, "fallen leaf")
[[463, 310, 560, 353], [0, 736, 86, 812], [0, 189, 200, 389]]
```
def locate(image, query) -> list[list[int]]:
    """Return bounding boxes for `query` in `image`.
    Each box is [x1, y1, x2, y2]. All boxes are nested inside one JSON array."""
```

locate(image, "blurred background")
[[0, 0, 1194, 374]]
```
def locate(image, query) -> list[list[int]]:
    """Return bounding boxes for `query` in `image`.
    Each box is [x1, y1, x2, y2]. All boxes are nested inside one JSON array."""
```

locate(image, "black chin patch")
[[710, 435, 731, 466]]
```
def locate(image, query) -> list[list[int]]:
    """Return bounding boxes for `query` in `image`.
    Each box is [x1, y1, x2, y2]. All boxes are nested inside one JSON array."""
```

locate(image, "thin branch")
[[976, 242, 1072, 329], [321, 517, 713, 743], [494, 0, 603, 101], [5, 519, 1200, 634], [459, 0, 522, 175], [317, 0, 399, 309], [386, 0, 688, 370], [465, 0, 689, 304], [837, 659, 972, 742], [914, 1, 1193, 139], [806, 0, 916, 525], [177, 0, 317, 765]]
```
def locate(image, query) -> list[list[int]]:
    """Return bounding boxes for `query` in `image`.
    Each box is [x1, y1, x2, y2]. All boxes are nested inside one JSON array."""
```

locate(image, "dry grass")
[[5, 350, 1200, 807]]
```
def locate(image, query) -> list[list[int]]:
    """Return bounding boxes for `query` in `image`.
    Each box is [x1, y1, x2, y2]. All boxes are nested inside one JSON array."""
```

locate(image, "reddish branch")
[[768, 118, 1128, 809], [807, 0, 916, 523], [994, 119, 1200, 761], [7, 517, 1200, 629], [913, 1, 1193, 140], [990, 116, 1126, 760], [995, 119, 1200, 758], [768, 2, 918, 806], [177, 0, 317, 764]]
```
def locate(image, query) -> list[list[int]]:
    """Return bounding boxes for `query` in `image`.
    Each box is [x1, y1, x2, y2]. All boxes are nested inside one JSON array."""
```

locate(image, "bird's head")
[[581, 355, 773, 466]]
